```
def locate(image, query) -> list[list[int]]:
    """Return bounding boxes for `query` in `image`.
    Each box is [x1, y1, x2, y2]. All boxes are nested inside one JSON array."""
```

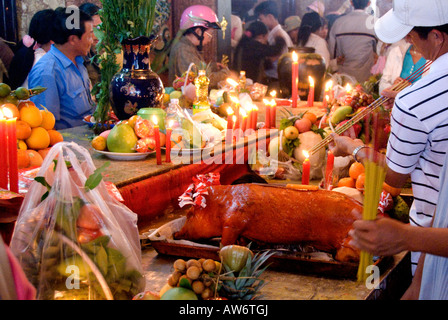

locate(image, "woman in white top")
[[379, 39, 428, 93], [297, 12, 334, 70]]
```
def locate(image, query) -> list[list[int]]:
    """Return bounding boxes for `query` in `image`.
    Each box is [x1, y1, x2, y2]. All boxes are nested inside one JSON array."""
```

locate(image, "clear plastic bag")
[[9, 142, 145, 300]]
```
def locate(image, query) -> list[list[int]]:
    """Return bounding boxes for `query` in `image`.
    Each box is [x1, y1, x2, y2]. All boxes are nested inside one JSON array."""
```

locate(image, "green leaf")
[[179, 277, 193, 290], [34, 176, 51, 202], [85, 161, 110, 191]]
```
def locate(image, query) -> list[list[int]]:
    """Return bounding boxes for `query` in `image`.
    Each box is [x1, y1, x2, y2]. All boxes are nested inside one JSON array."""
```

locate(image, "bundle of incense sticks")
[[357, 111, 387, 283], [308, 60, 433, 155]]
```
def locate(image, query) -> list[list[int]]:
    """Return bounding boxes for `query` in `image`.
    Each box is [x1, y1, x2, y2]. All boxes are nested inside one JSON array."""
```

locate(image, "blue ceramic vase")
[[110, 35, 165, 120]]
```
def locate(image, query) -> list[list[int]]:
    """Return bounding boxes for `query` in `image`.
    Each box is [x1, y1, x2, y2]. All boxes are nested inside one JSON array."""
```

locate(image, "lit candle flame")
[[252, 105, 258, 111], [325, 94, 329, 101], [2, 107, 14, 119], [292, 51, 298, 63], [226, 78, 239, 87], [240, 108, 247, 117], [326, 80, 333, 91], [308, 76, 314, 87], [230, 95, 239, 104], [303, 150, 309, 159], [0, 108, 3, 119], [227, 107, 234, 115], [270, 90, 277, 98], [232, 115, 237, 123], [168, 119, 174, 128], [152, 115, 158, 126], [345, 83, 352, 93]]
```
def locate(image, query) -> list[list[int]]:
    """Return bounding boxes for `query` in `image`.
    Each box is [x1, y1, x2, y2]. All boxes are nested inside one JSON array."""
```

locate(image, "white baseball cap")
[[375, 0, 448, 43]]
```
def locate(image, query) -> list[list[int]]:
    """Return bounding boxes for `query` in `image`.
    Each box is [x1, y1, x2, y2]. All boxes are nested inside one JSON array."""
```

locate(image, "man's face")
[[405, 30, 431, 60], [76, 21, 94, 56], [258, 14, 272, 29], [91, 14, 102, 48]]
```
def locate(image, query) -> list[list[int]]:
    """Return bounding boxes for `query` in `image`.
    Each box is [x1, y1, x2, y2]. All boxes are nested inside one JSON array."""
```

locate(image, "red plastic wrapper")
[[179, 173, 221, 208]]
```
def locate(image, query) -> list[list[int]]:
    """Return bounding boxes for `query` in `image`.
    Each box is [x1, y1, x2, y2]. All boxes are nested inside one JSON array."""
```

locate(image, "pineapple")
[[218, 249, 274, 300]]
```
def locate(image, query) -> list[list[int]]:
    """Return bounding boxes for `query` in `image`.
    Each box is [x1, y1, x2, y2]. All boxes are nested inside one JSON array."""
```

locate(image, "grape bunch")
[[167, 258, 221, 299], [346, 91, 375, 111]]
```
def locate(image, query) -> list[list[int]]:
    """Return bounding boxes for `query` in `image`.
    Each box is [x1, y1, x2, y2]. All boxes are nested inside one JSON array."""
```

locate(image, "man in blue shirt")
[[29, 7, 95, 129]]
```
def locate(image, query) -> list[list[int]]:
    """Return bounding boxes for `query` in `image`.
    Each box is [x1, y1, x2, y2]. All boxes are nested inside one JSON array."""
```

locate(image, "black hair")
[[244, 21, 269, 39], [29, 9, 56, 45], [52, 6, 93, 45], [352, 0, 370, 10], [79, 2, 100, 17], [6, 9, 56, 89], [254, 1, 279, 20], [297, 12, 325, 47], [413, 24, 448, 39]]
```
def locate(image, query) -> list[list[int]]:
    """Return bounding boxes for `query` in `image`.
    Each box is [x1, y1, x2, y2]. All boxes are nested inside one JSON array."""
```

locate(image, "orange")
[[38, 147, 52, 160], [40, 108, 55, 130], [17, 100, 36, 111], [302, 112, 317, 124], [25, 127, 50, 150], [383, 182, 402, 197], [16, 120, 32, 140], [17, 140, 27, 150], [17, 149, 30, 169], [20, 103, 43, 127], [91, 135, 107, 151], [349, 162, 365, 180], [26, 149, 43, 167], [0, 103, 20, 119], [47, 129, 63, 146], [355, 173, 366, 192], [337, 177, 356, 188]]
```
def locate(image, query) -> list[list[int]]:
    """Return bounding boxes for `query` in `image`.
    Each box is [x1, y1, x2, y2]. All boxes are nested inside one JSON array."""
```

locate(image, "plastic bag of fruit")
[[9, 142, 145, 300]]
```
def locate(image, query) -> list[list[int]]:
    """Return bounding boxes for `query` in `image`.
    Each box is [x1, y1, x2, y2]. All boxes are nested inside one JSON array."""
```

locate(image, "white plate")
[[94, 150, 155, 161], [162, 144, 215, 156]]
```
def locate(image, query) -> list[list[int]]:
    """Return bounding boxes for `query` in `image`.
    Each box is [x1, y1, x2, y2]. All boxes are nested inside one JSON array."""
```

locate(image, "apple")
[[283, 126, 299, 140], [294, 118, 312, 133]]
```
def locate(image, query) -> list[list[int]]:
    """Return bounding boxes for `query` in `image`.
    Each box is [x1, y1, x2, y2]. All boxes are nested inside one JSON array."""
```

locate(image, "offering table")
[[58, 125, 412, 300]]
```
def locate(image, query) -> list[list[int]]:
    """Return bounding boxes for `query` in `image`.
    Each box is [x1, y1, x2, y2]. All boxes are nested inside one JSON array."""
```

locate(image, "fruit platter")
[[90, 114, 166, 160]]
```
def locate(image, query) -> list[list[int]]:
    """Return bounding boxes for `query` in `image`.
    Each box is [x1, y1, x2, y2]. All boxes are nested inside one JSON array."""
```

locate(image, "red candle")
[[263, 99, 271, 129], [165, 120, 172, 163], [0, 110, 8, 189], [251, 105, 258, 130], [325, 150, 334, 190], [291, 51, 299, 108], [241, 110, 248, 135], [246, 106, 252, 133], [152, 115, 162, 165], [302, 151, 310, 185], [323, 95, 329, 109], [226, 107, 234, 144], [6, 115, 18, 193], [307, 76, 314, 107], [270, 101, 276, 128]]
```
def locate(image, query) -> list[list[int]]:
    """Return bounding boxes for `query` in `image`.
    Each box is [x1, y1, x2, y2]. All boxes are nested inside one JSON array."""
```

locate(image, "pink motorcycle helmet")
[[180, 5, 221, 30]]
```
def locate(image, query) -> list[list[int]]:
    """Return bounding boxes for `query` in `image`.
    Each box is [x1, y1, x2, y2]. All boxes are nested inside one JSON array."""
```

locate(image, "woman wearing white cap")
[[328, 0, 448, 300]]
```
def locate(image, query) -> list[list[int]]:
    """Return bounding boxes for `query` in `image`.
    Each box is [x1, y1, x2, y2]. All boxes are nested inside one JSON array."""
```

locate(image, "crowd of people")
[[1, 0, 448, 300]]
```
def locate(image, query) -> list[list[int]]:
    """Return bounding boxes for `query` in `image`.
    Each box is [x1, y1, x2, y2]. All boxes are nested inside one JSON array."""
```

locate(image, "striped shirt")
[[386, 52, 448, 271]]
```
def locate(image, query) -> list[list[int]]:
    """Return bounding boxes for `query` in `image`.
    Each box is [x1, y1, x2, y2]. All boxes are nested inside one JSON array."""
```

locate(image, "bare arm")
[[328, 133, 410, 188], [350, 217, 448, 258]]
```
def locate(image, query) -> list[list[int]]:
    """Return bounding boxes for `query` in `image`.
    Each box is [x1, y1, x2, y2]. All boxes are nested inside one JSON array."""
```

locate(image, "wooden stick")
[[309, 61, 432, 155]]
